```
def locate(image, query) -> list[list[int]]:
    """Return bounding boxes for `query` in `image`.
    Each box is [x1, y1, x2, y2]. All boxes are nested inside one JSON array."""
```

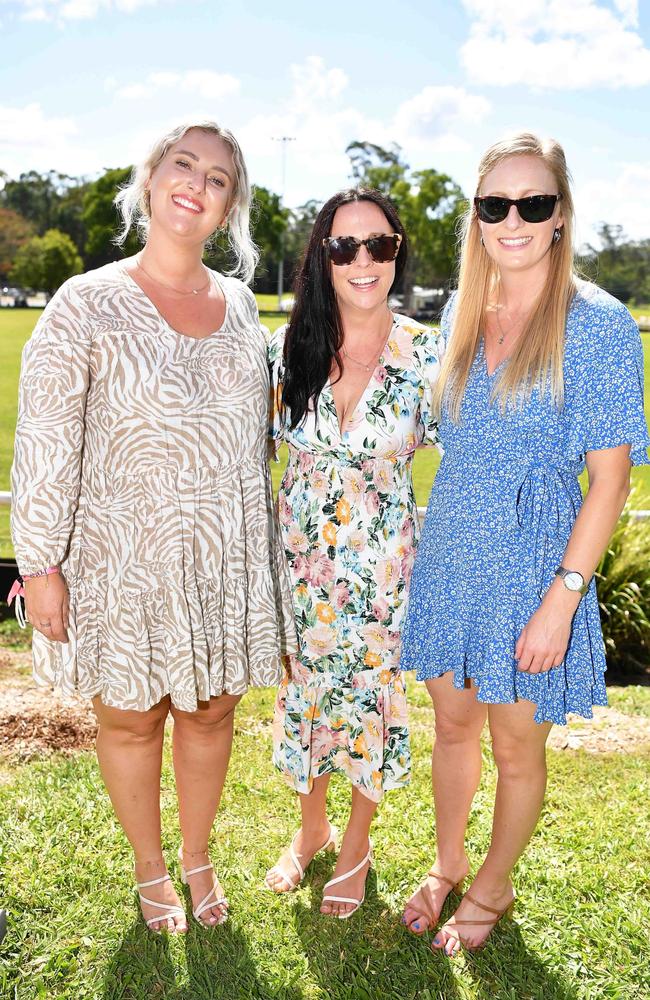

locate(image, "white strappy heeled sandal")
[[178, 849, 228, 926], [321, 839, 373, 919], [136, 871, 186, 932], [264, 823, 338, 892]]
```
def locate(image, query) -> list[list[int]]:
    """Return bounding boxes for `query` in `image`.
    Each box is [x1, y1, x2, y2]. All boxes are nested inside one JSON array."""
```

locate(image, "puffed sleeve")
[[266, 324, 287, 459], [570, 300, 649, 466], [11, 278, 92, 575], [413, 324, 444, 447]]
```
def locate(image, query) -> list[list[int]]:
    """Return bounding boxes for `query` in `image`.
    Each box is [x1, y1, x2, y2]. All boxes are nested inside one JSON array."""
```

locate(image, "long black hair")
[[282, 187, 408, 429]]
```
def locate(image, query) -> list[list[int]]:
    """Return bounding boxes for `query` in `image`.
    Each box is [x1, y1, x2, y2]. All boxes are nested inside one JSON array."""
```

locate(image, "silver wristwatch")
[[555, 566, 588, 595]]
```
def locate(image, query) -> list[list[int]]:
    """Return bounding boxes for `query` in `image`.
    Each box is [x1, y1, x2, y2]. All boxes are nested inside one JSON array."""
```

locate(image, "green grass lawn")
[[255, 293, 291, 312], [1, 308, 649, 559], [1, 679, 648, 1000]]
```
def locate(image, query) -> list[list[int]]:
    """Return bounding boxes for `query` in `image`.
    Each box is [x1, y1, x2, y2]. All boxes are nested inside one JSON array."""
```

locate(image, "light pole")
[[272, 135, 295, 311]]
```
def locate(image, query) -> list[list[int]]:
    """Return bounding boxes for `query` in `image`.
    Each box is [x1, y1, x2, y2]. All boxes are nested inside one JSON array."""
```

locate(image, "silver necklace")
[[136, 256, 211, 296], [495, 300, 525, 345], [342, 313, 393, 372]]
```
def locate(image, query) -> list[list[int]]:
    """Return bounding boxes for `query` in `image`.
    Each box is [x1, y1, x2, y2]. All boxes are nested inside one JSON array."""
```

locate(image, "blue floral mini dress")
[[401, 283, 649, 725]]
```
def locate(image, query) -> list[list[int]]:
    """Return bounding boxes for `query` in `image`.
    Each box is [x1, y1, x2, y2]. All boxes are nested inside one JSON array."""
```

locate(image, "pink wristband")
[[22, 566, 60, 580]]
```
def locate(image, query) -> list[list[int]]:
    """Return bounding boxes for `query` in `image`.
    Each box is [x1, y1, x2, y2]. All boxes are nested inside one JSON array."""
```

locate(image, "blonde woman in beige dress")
[[11, 120, 295, 933]]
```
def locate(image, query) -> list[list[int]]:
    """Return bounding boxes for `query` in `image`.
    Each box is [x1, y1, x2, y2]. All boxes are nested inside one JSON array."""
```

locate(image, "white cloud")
[[612, 0, 639, 25], [395, 85, 491, 153], [289, 56, 348, 115], [116, 70, 240, 102], [0, 102, 77, 148], [15, 0, 160, 20], [236, 59, 492, 202], [577, 161, 650, 244], [0, 102, 105, 180], [461, 0, 650, 88]]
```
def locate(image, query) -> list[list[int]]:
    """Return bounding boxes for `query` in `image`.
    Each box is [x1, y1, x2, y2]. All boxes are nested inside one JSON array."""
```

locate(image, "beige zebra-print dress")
[[11, 262, 297, 711]]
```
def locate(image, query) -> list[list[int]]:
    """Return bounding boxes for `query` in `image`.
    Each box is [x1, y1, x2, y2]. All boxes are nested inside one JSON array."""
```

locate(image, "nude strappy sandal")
[[321, 839, 373, 920], [136, 871, 186, 932], [264, 823, 338, 892], [178, 849, 228, 926]]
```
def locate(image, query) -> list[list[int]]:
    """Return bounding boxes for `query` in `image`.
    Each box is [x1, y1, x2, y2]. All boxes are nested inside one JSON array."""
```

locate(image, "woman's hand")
[[24, 573, 70, 643], [515, 581, 579, 674]]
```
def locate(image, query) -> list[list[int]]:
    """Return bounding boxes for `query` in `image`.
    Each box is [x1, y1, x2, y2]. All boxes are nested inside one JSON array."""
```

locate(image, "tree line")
[[1, 144, 648, 305]]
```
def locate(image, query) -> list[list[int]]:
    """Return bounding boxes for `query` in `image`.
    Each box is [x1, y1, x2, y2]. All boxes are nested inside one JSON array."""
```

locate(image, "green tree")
[[10, 228, 83, 296], [284, 199, 321, 286], [82, 167, 140, 268], [346, 141, 466, 300], [0, 207, 35, 281], [249, 185, 289, 292], [581, 224, 650, 304], [2, 170, 68, 232], [57, 182, 90, 257], [0, 169, 90, 259]]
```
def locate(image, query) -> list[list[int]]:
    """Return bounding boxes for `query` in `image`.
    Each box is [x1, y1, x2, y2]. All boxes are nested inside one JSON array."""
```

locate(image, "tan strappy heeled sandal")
[[435, 891, 516, 955], [403, 868, 467, 933]]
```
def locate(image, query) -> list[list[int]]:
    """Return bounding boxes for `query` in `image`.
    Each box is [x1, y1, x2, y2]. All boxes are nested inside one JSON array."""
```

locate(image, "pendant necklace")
[[495, 300, 525, 345], [495, 308, 508, 345], [136, 255, 211, 296]]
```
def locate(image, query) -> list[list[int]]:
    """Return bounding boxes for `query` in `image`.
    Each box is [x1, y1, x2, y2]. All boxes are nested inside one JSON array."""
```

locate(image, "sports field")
[[1, 306, 649, 559]]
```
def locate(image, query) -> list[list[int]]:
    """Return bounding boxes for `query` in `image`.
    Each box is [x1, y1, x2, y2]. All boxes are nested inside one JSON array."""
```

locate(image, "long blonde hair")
[[434, 132, 577, 421], [114, 119, 259, 283]]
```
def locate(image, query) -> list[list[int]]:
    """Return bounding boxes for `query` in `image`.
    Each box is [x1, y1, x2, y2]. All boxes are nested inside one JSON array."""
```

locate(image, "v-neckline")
[[327, 315, 396, 436], [480, 337, 510, 379]]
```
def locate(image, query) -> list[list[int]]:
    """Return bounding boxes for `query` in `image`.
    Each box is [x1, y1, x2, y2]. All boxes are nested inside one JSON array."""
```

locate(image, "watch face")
[[564, 571, 584, 591]]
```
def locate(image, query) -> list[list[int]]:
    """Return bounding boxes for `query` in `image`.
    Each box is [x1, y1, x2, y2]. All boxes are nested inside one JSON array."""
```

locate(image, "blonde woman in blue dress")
[[401, 133, 649, 955]]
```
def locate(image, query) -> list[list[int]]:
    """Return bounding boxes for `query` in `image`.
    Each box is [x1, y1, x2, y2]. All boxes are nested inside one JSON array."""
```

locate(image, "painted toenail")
[[413, 921, 421, 930], [433, 935, 441, 945]]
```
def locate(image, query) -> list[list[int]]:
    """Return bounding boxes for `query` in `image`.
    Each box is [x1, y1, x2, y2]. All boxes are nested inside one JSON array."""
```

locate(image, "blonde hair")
[[434, 132, 577, 421], [114, 119, 259, 283]]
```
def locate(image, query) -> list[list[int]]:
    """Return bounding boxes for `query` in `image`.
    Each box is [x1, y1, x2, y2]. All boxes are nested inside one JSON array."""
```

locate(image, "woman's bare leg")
[[403, 673, 487, 933], [170, 693, 242, 925], [320, 785, 377, 918], [265, 774, 333, 892], [434, 698, 551, 955], [92, 695, 186, 932]]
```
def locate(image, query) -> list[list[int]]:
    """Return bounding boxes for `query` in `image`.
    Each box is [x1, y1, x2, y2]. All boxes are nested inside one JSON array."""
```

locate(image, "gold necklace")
[[136, 256, 211, 296], [342, 313, 394, 372]]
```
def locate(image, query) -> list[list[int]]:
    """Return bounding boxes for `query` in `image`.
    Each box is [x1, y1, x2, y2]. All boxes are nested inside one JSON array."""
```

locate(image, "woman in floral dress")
[[265, 189, 441, 917]]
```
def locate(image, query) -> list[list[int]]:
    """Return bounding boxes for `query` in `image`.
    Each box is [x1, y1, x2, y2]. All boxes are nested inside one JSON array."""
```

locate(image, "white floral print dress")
[[268, 316, 441, 801]]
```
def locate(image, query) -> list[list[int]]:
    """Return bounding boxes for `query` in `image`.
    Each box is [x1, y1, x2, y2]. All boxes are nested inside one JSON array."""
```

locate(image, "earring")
[[553, 228, 562, 243], [480, 235, 485, 246]]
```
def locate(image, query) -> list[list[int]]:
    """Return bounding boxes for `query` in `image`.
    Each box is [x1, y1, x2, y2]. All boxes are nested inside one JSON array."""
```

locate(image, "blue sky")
[[1, 0, 649, 247]]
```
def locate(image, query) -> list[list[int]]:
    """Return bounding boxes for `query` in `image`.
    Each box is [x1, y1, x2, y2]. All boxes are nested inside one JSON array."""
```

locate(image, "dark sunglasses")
[[322, 233, 402, 266], [474, 194, 562, 224]]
